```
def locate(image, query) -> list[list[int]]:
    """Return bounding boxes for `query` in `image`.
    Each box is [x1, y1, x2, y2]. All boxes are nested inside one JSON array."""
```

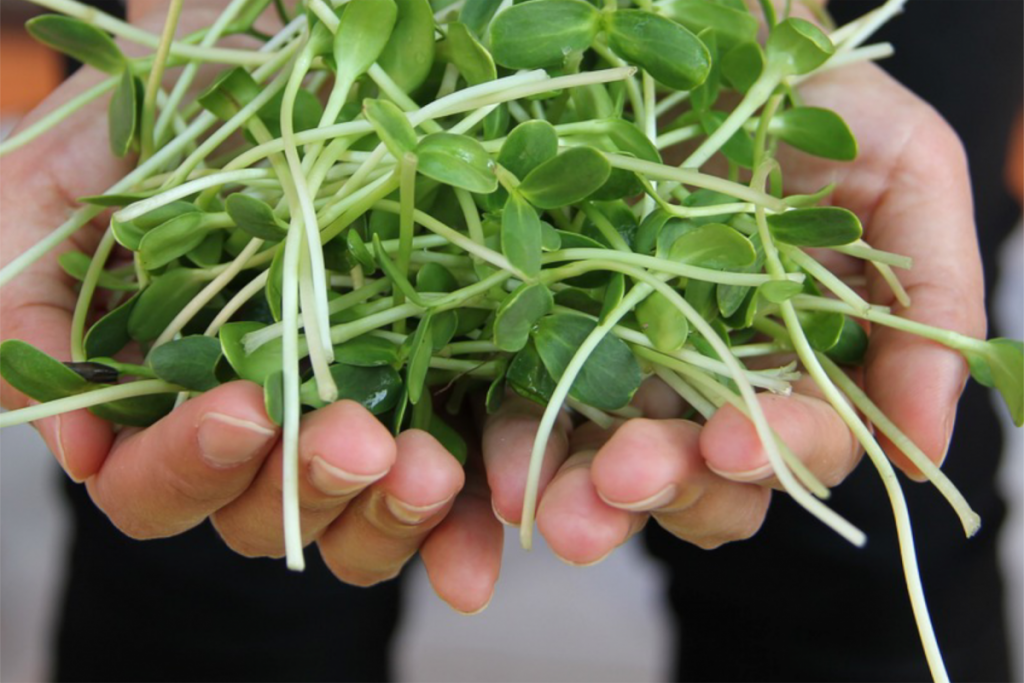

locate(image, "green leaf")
[[501, 192, 543, 277], [301, 364, 402, 414], [700, 110, 754, 168], [598, 273, 626, 323], [489, 0, 601, 70], [148, 336, 223, 392], [85, 294, 138, 358], [346, 230, 377, 272], [766, 18, 834, 76], [796, 310, 845, 352], [594, 118, 662, 163], [767, 207, 863, 247], [416, 263, 458, 293], [637, 291, 689, 352], [518, 146, 611, 209], [219, 321, 283, 384], [113, 201, 200, 251], [59, 252, 137, 291], [661, 0, 759, 49], [428, 413, 468, 464], [109, 68, 141, 158], [266, 247, 285, 321], [493, 282, 554, 352], [26, 14, 125, 74], [485, 364, 507, 414], [0, 340, 91, 402], [137, 213, 212, 270], [264, 371, 284, 426], [498, 120, 560, 181], [198, 67, 261, 121], [226, 194, 289, 241], [667, 222, 756, 269], [406, 313, 434, 405], [186, 230, 225, 268], [416, 133, 497, 194], [127, 269, 209, 343], [685, 278, 717, 321], [825, 316, 869, 366], [758, 279, 803, 304], [770, 107, 858, 161], [251, 88, 323, 140], [334, 335, 400, 367], [507, 341, 557, 406], [605, 9, 711, 91], [334, 0, 398, 81], [89, 393, 176, 427], [378, 0, 436, 93], [965, 339, 1024, 427], [720, 40, 763, 93], [445, 21, 496, 85], [460, 0, 503, 36], [77, 191, 157, 207], [364, 98, 418, 158], [431, 311, 459, 351], [533, 313, 641, 410]]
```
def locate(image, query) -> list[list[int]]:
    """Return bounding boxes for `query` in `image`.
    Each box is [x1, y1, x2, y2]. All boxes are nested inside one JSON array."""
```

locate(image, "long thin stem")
[[139, 0, 182, 162], [0, 380, 183, 428]]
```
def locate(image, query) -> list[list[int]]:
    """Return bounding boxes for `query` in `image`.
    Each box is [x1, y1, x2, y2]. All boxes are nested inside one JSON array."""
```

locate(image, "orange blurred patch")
[[1008, 109, 1023, 207], [0, 28, 62, 114]]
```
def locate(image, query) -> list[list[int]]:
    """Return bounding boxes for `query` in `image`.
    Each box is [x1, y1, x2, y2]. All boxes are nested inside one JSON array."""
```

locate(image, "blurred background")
[[1, 1, 1021, 682]]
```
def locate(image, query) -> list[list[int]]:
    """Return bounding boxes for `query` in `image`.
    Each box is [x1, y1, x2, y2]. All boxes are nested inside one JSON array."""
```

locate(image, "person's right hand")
[[0, 2, 502, 614]]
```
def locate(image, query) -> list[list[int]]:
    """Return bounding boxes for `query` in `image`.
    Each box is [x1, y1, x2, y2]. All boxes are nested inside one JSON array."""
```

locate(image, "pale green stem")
[[139, 0, 182, 162], [655, 124, 703, 150], [540, 249, 801, 287], [155, 237, 265, 348], [204, 271, 270, 336], [154, 0, 254, 143], [817, 353, 980, 537], [28, 0, 280, 65], [280, 210, 306, 572], [782, 246, 871, 314], [605, 154, 788, 212], [0, 76, 117, 157], [373, 200, 526, 280], [636, 346, 830, 500], [640, 71, 658, 219], [0, 380, 183, 429], [598, 262, 868, 546], [651, 365, 717, 419], [653, 89, 690, 117], [834, 240, 913, 269], [70, 230, 117, 361], [117, 169, 271, 222], [521, 282, 657, 549]]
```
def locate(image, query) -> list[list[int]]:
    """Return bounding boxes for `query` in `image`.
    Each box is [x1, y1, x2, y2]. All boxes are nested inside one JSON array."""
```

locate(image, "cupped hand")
[[481, 60, 983, 564], [0, 3, 502, 614]]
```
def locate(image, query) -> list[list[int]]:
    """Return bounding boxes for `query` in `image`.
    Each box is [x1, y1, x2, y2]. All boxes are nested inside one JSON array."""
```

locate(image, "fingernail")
[[452, 592, 494, 616], [491, 498, 519, 527], [598, 484, 677, 512], [197, 413, 275, 468], [555, 550, 612, 568], [385, 494, 453, 525], [707, 461, 774, 483], [309, 455, 389, 497]]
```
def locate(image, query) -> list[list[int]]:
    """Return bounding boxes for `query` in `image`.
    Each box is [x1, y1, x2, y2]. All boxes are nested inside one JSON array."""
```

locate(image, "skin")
[[0, 1, 983, 600]]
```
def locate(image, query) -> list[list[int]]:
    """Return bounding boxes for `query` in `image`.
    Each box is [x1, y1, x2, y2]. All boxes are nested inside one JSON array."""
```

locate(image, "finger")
[[535, 446, 646, 566], [420, 480, 504, 615], [212, 400, 396, 557], [795, 64, 985, 476], [590, 418, 770, 550], [84, 381, 279, 539], [482, 396, 572, 525], [313, 430, 464, 587], [699, 386, 861, 490]]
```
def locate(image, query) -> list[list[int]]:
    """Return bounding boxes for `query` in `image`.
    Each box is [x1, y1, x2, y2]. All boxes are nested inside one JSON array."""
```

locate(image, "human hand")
[[480, 60, 983, 565], [0, 2, 502, 613]]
